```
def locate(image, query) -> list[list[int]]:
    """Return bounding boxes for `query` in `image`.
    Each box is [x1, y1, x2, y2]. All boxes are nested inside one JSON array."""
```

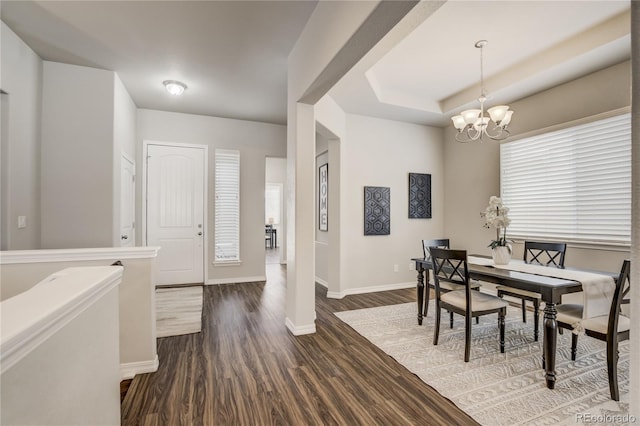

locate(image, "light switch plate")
[[18, 216, 26, 228]]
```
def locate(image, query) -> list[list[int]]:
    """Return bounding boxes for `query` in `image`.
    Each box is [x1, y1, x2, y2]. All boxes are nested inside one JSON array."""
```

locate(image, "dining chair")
[[496, 241, 567, 341], [265, 225, 274, 249], [555, 259, 630, 401], [430, 248, 508, 362], [421, 239, 481, 326]]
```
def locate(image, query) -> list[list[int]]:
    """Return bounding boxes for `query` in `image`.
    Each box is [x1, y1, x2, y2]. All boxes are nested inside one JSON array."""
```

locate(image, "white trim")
[[213, 260, 243, 266], [0, 247, 160, 265], [1, 267, 123, 374], [120, 355, 159, 380], [285, 317, 316, 336], [206, 275, 266, 285], [326, 281, 415, 299], [142, 140, 208, 285], [506, 106, 631, 144], [315, 277, 328, 288]]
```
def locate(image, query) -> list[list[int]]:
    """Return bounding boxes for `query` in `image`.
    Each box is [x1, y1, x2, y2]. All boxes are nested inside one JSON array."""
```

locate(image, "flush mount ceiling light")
[[451, 40, 514, 143], [163, 80, 187, 96]]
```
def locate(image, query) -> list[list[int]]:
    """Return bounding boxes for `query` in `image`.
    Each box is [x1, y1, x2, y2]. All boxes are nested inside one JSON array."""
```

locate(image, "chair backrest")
[[422, 238, 450, 259], [524, 241, 567, 268], [429, 247, 470, 295], [608, 259, 631, 336]]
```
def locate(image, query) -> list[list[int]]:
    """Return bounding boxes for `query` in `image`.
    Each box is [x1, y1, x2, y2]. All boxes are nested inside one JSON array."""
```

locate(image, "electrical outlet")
[[409, 262, 414, 271], [393, 264, 399, 272], [17, 216, 26, 229]]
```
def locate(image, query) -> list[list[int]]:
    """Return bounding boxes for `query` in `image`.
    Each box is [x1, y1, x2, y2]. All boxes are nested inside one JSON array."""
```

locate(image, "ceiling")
[[1, 1, 631, 127]]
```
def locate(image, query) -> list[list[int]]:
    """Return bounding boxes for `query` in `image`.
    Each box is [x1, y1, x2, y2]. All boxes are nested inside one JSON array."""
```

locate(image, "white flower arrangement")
[[480, 196, 511, 249]]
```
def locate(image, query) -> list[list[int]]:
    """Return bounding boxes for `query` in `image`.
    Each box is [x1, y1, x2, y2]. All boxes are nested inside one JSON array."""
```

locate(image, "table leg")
[[543, 302, 558, 389], [417, 266, 425, 325]]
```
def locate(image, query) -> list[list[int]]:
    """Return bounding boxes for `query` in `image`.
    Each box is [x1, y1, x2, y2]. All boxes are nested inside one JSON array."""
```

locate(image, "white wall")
[[444, 61, 631, 273], [265, 156, 286, 262], [137, 109, 286, 284], [0, 22, 42, 250], [342, 114, 444, 292], [41, 61, 115, 249]]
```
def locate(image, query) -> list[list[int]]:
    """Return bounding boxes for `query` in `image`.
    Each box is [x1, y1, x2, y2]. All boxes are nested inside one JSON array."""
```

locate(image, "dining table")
[[412, 254, 617, 390]]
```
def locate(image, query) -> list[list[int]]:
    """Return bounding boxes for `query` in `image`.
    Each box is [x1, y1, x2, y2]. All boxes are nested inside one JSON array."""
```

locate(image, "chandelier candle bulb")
[[488, 105, 509, 123]]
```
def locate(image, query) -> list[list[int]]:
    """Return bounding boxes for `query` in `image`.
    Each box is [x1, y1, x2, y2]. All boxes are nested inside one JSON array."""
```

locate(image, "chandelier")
[[451, 40, 513, 143]]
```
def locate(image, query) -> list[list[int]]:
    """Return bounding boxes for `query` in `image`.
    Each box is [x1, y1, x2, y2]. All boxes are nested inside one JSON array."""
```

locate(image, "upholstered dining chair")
[[430, 248, 508, 362], [555, 259, 630, 401], [496, 241, 567, 341], [421, 239, 481, 325]]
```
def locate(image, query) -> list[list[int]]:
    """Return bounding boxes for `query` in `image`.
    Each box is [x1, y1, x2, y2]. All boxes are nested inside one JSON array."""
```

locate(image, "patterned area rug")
[[156, 286, 203, 338], [335, 302, 629, 426]]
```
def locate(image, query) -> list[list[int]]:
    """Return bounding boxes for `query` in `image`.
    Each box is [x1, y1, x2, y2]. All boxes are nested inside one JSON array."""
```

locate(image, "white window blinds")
[[500, 112, 631, 246], [215, 149, 240, 261]]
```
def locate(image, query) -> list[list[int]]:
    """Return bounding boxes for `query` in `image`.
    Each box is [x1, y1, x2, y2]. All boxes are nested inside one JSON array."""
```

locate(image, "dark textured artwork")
[[408, 173, 431, 219], [364, 186, 390, 235]]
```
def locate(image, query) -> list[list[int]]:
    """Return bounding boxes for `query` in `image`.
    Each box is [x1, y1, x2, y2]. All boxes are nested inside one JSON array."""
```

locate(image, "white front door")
[[120, 154, 135, 247], [146, 144, 205, 285]]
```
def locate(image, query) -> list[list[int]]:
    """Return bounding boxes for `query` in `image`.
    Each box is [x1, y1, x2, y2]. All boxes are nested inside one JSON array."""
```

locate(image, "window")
[[215, 149, 240, 262], [265, 183, 281, 225], [500, 112, 631, 246]]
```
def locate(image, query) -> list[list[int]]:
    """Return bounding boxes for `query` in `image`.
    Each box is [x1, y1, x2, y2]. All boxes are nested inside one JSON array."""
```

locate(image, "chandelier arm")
[[482, 126, 511, 141]]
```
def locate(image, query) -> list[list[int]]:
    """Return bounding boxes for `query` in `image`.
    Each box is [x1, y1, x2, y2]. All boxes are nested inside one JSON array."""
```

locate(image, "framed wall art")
[[408, 173, 431, 219], [319, 163, 328, 231], [364, 186, 390, 235]]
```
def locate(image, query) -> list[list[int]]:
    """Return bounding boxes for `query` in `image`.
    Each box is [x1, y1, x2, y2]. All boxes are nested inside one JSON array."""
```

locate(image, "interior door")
[[146, 144, 205, 285], [120, 155, 135, 247]]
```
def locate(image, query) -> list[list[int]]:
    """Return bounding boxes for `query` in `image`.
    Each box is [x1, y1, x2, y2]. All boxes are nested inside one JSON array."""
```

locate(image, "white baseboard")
[[206, 275, 266, 285], [326, 281, 415, 299], [285, 317, 316, 335], [120, 355, 159, 380], [315, 277, 328, 288]]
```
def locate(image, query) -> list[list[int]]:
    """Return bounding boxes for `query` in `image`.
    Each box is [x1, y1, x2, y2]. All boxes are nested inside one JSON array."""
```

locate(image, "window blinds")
[[500, 113, 631, 246], [215, 149, 240, 261]]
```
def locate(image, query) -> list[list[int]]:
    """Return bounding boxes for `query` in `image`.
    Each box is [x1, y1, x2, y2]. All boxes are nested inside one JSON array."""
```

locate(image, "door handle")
[[197, 232, 203, 236], [121, 235, 128, 240]]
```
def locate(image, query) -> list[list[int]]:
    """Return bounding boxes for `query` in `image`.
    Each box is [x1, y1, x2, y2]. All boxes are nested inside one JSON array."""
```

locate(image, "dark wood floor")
[[121, 264, 478, 425]]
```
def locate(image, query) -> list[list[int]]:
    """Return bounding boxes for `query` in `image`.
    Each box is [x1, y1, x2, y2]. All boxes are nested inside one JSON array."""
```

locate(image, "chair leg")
[[449, 311, 454, 328], [424, 284, 431, 318], [464, 314, 472, 362], [533, 299, 540, 342], [607, 337, 620, 401], [499, 308, 506, 354], [433, 303, 441, 346], [571, 333, 578, 361], [521, 299, 527, 323]]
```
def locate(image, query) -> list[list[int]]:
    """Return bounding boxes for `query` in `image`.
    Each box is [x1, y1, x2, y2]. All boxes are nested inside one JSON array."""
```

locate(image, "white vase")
[[492, 246, 512, 265]]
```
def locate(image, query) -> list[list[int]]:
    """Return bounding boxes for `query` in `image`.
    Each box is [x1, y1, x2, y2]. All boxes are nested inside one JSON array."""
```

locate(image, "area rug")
[[335, 302, 629, 426], [156, 286, 203, 338]]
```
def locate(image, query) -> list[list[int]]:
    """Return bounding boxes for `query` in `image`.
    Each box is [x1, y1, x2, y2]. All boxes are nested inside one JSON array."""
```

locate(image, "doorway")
[[265, 157, 286, 264], [120, 154, 135, 247], [144, 142, 207, 285]]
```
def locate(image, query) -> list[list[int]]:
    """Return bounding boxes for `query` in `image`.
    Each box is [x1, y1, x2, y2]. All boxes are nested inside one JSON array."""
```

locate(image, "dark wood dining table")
[[412, 255, 615, 390]]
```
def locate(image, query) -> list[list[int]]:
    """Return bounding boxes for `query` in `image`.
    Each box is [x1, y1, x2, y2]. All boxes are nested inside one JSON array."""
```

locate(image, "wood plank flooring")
[[121, 264, 478, 425]]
